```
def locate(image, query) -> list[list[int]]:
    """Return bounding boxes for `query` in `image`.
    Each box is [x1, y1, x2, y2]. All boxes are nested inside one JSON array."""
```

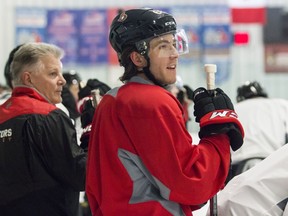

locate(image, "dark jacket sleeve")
[[25, 109, 87, 191]]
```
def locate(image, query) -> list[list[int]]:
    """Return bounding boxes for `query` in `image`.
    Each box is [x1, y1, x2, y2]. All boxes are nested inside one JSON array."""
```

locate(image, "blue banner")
[[46, 10, 80, 64], [78, 9, 108, 64]]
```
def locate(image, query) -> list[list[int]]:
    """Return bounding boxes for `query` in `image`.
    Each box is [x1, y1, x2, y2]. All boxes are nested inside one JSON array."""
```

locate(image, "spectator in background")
[[4, 45, 24, 90], [77, 78, 111, 149], [62, 70, 82, 121], [183, 84, 194, 128], [62, 70, 83, 144], [175, 79, 194, 129], [78, 78, 111, 102], [0, 42, 92, 216], [167, 76, 194, 129], [0, 44, 23, 105], [229, 81, 288, 180], [76, 78, 111, 216]]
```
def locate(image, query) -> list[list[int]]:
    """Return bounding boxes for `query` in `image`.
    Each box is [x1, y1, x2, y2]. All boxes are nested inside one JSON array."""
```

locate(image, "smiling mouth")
[[167, 65, 176, 69]]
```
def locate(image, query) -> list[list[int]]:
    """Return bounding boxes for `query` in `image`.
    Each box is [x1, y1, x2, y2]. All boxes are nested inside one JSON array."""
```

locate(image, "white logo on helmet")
[[165, 21, 175, 26], [152, 10, 163, 14], [118, 12, 128, 22]]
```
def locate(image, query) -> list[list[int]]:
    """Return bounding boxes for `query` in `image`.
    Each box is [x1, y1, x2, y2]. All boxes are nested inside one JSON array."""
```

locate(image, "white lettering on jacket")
[[0, 128, 12, 138]]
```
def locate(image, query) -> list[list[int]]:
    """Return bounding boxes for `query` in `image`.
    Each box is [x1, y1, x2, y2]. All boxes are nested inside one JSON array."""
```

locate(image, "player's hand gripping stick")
[[205, 64, 218, 216]]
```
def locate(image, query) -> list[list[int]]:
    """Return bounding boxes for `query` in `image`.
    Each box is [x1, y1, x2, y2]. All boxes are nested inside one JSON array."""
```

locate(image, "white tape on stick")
[[204, 64, 217, 90]]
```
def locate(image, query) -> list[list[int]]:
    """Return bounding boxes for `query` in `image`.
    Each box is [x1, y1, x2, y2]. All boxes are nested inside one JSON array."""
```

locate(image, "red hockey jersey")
[[86, 76, 231, 216]]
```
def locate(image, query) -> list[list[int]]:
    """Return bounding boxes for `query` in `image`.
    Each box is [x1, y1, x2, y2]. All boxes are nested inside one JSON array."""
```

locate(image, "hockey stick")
[[204, 64, 218, 216]]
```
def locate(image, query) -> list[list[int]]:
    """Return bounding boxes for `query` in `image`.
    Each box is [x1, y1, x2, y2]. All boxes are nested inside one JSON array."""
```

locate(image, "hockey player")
[[209, 144, 288, 216], [230, 81, 288, 179], [86, 8, 244, 216]]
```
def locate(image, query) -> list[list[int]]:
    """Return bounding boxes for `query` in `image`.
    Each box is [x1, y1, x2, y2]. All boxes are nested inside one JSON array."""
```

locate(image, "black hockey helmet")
[[62, 70, 82, 87], [109, 8, 177, 58], [78, 78, 111, 100], [236, 81, 268, 102]]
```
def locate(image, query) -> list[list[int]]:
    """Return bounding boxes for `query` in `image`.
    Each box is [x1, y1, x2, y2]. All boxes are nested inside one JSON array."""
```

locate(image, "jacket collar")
[[12, 86, 51, 104], [129, 76, 154, 85]]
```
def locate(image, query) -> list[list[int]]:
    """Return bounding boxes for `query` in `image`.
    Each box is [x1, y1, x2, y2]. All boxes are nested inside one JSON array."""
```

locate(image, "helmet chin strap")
[[142, 58, 166, 88]]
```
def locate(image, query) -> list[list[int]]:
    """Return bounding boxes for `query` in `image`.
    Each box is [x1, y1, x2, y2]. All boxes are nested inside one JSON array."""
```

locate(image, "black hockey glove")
[[193, 87, 244, 151], [79, 97, 95, 151]]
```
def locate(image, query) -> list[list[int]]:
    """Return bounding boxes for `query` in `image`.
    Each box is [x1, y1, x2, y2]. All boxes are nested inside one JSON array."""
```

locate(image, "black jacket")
[[0, 87, 87, 216]]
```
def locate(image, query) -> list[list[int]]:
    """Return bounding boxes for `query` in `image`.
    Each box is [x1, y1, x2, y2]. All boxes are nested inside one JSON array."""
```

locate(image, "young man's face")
[[148, 33, 179, 85], [29, 55, 66, 104]]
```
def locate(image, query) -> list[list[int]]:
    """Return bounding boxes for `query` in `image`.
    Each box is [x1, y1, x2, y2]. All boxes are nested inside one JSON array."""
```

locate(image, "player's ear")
[[22, 71, 33, 87], [130, 51, 147, 67]]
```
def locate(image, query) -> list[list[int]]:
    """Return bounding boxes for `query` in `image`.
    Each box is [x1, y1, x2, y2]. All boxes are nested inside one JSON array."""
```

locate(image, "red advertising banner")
[[229, 0, 266, 24], [231, 7, 266, 24]]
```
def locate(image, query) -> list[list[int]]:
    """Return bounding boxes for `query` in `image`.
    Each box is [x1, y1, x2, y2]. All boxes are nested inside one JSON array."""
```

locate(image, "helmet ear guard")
[[135, 40, 149, 56]]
